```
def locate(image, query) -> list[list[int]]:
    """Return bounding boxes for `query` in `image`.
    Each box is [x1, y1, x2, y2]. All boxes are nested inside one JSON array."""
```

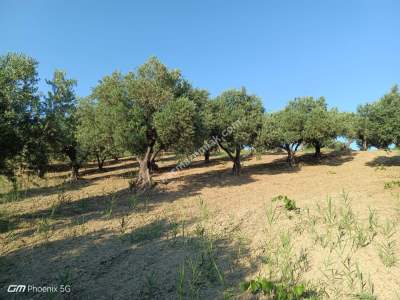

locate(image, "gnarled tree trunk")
[[134, 146, 154, 190], [232, 145, 241, 175], [284, 143, 298, 168], [64, 145, 80, 181], [148, 148, 161, 173], [314, 142, 321, 158], [204, 149, 210, 163], [71, 164, 79, 181], [218, 143, 241, 176]]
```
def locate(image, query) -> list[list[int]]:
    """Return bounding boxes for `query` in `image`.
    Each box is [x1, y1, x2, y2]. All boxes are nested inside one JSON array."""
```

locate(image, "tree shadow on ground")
[[11, 187, 136, 232], [2, 150, 357, 233], [297, 150, 356, 166], [146, 150, 356, 206], [0, 180, 91, 204], [365, 154, 400, 167], [0, 215, 255, 299], [79, 161, 138, 177]]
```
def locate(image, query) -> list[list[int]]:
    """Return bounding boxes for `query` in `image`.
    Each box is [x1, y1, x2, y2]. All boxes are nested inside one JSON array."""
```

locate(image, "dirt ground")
[[1, 150, 400, 299]]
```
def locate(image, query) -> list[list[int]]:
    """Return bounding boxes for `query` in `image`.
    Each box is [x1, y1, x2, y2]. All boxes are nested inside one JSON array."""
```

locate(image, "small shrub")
[[384, 180, 400, 189], [272, 195, 298, 211], [240, 277, 306, 299]]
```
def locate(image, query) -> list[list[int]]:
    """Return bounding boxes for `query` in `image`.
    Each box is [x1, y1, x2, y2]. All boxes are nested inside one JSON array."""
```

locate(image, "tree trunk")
[[232, 145, 241, 176], [314, 142, 321, 158], [148, 148, 161, 173], [362, 137, 367, 151], [288, 152, 296, 167], [204, 150, 210, 163], [285, 145, 296, 168], [71, 164, 79, 181], [65, 146, 80, 181], [148, 159, 158, 172], [134, 147, 154, 190], [96, 153, 105, 171], [218, 143, 241, 176]]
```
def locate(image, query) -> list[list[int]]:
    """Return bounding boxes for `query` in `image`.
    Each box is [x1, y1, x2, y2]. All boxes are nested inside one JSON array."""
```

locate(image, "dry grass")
[[1, 150, 400, 299]]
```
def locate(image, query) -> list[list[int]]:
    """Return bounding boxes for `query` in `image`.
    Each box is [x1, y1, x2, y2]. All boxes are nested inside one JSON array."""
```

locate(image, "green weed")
[[272, 195, 298, 212], [377, 219, 397, 267], [103, 193, 117, 219], [129, 219, 165, 244], [128, 195, 138, 210], [36, 217, 52, 239], [240, 277, 306, 299], [384, 180, 400, 189], [266, 201, 280, 226]]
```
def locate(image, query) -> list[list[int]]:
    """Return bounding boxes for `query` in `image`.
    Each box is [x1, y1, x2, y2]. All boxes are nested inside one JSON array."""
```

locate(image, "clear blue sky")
[[1, 0, 399, 112]]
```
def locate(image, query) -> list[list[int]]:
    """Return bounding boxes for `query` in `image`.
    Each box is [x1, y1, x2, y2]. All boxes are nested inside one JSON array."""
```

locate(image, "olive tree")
[[114, 57, 202, 189], [0, 53, 46, 180], [77, 72, 126, 171], [258, 111, 303, 167], [302, 97, 339, 157], [368, 85, 400, 148], [44, 70, 83, 180], [352, 86, 400, 150], [210, 88, 264, 175]]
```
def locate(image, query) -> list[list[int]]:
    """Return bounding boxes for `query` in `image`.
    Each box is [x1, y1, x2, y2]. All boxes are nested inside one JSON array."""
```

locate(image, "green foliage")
[[242, 229, 312, 299], [384, 180, 400, 189], [213, 88, 264, 148], [209, 88, 264, 174], [258, 97, 339, 162], [44, 70, 83, 178], [154, 97, 198, 154], [354, 86, 400, 149], [77, 71, 126, 169], [257, 108, 303, 165], [377, 219, 397, 267], [302, 97, 339, 154], [0, 53, 45, 179], [272, 195, 298, 211], [240, 277, 306, 299]]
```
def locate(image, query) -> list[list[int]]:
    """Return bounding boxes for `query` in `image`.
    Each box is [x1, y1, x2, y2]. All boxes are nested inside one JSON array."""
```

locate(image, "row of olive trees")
[[1, 52, 399, 189], [0, 53, 80, 182], [352, 86, 400, 150]]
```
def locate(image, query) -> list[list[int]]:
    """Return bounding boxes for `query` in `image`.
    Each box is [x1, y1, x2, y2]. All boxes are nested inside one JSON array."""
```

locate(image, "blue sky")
[[1, 0, 399, 112]]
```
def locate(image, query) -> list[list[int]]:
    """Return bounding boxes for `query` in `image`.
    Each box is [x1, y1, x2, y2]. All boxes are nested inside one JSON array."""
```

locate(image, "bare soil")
[[1, 150, 400, 299]]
